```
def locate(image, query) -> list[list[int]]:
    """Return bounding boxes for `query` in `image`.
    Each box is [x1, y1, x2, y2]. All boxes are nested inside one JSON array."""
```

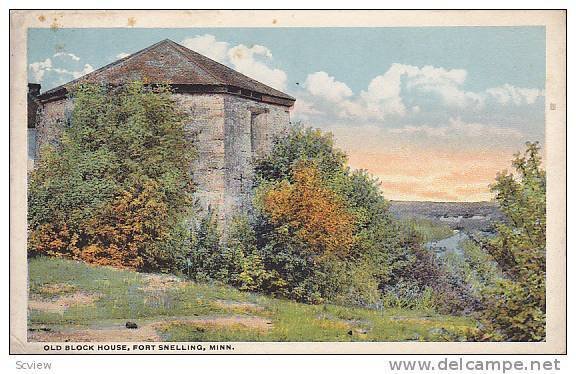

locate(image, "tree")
[[259, 162, 356, 260], [253, 125, 463, 309], [476, 142, 546, 341], [28, 81, 195, 271]]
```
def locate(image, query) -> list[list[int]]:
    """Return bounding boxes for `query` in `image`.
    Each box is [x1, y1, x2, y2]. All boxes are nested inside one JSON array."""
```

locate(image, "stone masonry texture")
[[30, 39, 294, 230], [34, 92, 291, 229]]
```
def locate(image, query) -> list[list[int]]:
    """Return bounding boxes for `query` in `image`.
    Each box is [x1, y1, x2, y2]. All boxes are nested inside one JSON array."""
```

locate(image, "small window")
[[250, 112, 258, 154]]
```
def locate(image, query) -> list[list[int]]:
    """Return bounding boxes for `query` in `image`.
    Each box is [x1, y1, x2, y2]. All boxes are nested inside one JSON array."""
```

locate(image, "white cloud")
[[388, 118, 524, 140], [28, 56, 94, 84], [486, 84, 543, 105], [181, 34, 230, 62], [296, 64, 487, 123], [53, 52, 81, 61], [293, 63, 544, 128], [180, 34, 288, 91], [404, 64, 467, 92], [116, 52, 131, 59], [72, 64, 95, 79], [291, 98, 322, 120], [49, 64, 94, 79], [356, 65, 411, 117], [304, 71, 353, 103], [362, 64, 483, 111], [29, 58, 52, 82], [227, 44, 287, 90]]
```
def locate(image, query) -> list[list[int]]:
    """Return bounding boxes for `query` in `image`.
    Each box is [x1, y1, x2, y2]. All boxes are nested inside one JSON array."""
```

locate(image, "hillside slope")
[[27, 257, 475, 342]]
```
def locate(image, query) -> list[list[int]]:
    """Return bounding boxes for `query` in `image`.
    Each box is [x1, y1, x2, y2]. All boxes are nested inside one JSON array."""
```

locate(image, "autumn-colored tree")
[[80, 180, 170, 269], [251, 126, 466, 308], [28, 81, 195, 271], [260, 163, 356, 260], [28, 221, 78, 259]]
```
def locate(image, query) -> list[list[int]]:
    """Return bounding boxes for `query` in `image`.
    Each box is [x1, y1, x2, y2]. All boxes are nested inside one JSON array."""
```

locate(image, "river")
[[425, 230, 469, 258]]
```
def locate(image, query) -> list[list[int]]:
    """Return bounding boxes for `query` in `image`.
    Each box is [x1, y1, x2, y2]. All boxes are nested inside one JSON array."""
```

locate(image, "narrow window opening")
[[250, 112, 258, 154]]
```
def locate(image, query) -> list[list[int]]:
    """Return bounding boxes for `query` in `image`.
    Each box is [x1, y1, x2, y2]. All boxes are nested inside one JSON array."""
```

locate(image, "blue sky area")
[[27, 27, 546, 201], [29, 27, 545, 92]]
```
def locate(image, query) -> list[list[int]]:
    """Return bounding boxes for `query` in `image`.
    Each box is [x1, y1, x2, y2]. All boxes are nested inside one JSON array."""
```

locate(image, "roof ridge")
[[170, 39, 294, 99], [164, 40, 225, 85], [37, 38, 295, 105], [41, 39, 171, 96]]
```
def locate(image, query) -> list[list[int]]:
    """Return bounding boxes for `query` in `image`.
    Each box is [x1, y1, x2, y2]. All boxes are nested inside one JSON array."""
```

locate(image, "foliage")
[[80, 180, 175, 270], [459, 239, 502, 293], [381, 227, 479, 315], [186, 211, 222, 282], [186, 213, 282, 293], [29, 256, 476, 342], [402, 218, 454, 243], [474, 142, 546, 341], [28, 81, 195, 271], [252, 125, 468, 310], [255, 126, 347, 183], [223, 216, 280, 292], [253, 127, 388, 304], [259, 162, 356, 260]]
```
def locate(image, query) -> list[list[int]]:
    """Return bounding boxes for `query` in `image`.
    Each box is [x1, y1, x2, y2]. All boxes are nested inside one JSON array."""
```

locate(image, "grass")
[[402, 218, 455, 242], [28, 256, 476, 342]]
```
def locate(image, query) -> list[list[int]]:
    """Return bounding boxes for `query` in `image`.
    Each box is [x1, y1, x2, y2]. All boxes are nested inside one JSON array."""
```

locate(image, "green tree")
[[28, 81, 195, 271], [253, 125, 464, 309], [476, 142, 546, 341]]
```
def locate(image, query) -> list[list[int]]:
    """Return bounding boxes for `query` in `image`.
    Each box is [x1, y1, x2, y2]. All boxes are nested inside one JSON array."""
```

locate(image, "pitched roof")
[[39, 39, 295, 107]]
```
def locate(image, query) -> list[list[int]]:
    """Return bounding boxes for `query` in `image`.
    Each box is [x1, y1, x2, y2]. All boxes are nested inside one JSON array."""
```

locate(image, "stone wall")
[[222, 95, 290, 223], [34, 98, 74, 159], [172, 93, 226, 219], [33, 92, 291, 229], [157, 93, 290, 227]]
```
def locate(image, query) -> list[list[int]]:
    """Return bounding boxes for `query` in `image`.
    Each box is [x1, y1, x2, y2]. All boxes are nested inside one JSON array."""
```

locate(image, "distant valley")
[[388, 200, 504, 233]]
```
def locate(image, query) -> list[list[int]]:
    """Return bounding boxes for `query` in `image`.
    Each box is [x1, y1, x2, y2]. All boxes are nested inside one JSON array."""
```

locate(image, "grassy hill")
[[28, 257, 475, 342]]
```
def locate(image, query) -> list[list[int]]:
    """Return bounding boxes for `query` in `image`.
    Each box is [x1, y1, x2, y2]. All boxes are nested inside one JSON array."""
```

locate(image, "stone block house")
[[28, 39, 295, 226]]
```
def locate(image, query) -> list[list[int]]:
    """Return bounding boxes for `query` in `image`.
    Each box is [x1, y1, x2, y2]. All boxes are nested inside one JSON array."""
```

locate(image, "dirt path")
[[28, 315, 273, 342], [28, 291, 101, 315]]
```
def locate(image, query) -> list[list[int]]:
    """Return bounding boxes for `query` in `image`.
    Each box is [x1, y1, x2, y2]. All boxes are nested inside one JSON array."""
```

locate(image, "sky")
[[28, 27, 546, 201]]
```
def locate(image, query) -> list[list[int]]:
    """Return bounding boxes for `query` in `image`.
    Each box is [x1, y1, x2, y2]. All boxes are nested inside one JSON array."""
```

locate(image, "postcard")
[[9, 10, 566, 354]]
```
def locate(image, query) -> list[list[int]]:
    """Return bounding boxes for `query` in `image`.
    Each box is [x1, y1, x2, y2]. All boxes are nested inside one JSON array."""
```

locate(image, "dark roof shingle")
[[39, 39, 295, 107]]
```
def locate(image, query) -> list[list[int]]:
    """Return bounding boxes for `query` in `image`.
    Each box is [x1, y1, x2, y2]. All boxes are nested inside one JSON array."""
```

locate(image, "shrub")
[[258, 162, 356, 260], [28, 81, 195, 271], [473, 142, 546, 341], [28, 221, 78, 259], [253, 125, 464, 309], [185, 214, 283, 293], [223, 216, 280, 292], [186, 211, 222, 282], [255, 226, 329, 303]]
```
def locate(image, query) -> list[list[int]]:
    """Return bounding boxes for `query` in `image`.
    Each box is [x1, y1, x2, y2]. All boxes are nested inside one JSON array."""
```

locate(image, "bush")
[[257, 162, 356, 260], [186, 211, 222, 282], [253, 125, 465, 310], [28, 81, 195, 272], [473, 142, 546, 341], [255, 226, 329, 303], [185, 214, 283, 293]]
